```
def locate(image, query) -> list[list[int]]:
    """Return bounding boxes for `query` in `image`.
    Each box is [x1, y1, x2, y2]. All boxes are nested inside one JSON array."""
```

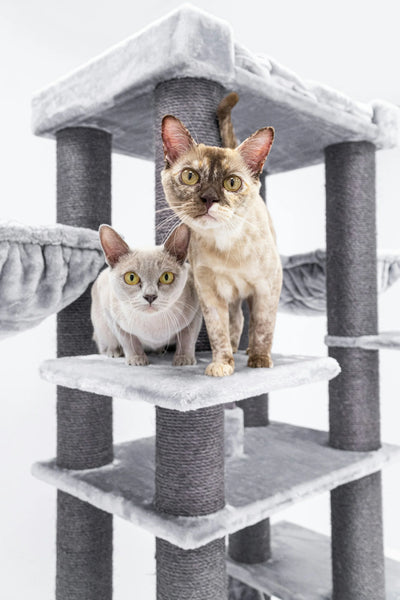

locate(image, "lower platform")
[[32, 422, 400, 550], [227, 521, 400, 600]]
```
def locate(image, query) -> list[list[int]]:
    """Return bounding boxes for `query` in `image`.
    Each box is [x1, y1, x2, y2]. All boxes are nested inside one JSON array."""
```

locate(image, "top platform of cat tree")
[[31, 4, 400, 174]]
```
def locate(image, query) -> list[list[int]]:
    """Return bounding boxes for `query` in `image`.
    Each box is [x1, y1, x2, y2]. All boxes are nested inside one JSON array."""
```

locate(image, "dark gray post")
[[56, 127, 113, 600], [155, 77, 226, 350], [325, 141, 385, 600], [154, 78, 227, 599], [230, 171, 271, 600]]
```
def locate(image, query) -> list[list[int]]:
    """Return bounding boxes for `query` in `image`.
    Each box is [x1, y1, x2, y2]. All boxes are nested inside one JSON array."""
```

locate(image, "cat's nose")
[[144, 294, 157, 305], [200, 192, 219, 210]]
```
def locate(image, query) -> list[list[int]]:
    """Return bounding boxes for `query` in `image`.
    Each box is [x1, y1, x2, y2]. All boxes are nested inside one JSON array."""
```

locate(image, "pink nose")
[[201, 194, 219, 210]]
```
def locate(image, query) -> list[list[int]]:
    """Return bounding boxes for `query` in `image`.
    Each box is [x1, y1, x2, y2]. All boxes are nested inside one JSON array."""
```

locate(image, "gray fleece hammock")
[[1, 222, 400, 338], [0, 222, 104, 338]]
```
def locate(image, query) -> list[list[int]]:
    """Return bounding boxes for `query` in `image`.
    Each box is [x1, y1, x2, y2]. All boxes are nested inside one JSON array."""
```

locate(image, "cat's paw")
[[106, 346, 124, 358], [205, 361, 234, 377], [173, 355, 196, 366], [126, 354, 149, 366], [247, 354, 273, 368]]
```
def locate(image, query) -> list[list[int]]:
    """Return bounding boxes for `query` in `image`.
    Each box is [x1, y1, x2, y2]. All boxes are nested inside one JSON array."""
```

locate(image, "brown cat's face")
[[161, 116, 274, 233]]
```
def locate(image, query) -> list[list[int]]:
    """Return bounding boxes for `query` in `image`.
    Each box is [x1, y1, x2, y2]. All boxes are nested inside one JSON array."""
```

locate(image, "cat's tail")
[[217, 91, 239, 149]]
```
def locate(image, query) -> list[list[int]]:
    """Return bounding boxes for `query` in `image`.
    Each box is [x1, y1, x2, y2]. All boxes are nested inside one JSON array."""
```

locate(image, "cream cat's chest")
[[109, 298, 194, 349]]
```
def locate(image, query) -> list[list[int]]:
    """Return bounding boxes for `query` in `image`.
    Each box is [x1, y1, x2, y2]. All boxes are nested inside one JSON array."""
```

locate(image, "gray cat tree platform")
[[29, 4, 400, 600], [33, 422, 400, 550], [39, 351, 339, 410]]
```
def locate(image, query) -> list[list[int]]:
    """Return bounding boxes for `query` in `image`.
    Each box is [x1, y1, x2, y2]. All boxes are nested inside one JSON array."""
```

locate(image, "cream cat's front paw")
[[173, 355, 196, 366], [106, 346, 124, 358], [126, 354, 149, 366], [205, 361, 234, 377], [247, 354, 273, 368]]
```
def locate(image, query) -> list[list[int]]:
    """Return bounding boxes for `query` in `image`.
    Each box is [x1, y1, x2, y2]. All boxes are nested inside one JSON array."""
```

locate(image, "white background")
[[1, 1, 400, 598]]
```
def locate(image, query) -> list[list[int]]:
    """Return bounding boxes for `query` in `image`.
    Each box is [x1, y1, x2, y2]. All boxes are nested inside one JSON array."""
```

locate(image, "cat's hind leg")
[[92, 313, 124, 358], [229, 298, 244, 353]]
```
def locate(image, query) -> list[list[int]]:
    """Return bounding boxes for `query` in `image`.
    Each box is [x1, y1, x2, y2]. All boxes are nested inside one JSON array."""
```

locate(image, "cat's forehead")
[[116, 248, 179, 273], [181, 145, 245, 175]]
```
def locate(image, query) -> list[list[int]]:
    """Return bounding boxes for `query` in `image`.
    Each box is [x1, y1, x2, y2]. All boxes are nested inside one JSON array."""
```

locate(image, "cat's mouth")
[[197, 213, 217, 221]]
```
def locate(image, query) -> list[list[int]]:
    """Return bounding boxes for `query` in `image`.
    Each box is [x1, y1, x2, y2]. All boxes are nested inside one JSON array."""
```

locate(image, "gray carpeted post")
[[56, 127, 113, 600], [154, 78, 227, 600], [155, 77, 225, 351], [325, 141, 385, 600], [155, 406, 226, 600], [230, 171, 271, 600]]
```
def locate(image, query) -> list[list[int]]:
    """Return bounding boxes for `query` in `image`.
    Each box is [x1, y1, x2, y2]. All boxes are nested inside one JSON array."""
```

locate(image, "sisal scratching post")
[[155, 77, 225, 351], [155, 407, 226, 599], [325, 141, 385, 600], [230, 171, 271, 600], [155, 78, 227, 599], [56, 128, 113, 600]]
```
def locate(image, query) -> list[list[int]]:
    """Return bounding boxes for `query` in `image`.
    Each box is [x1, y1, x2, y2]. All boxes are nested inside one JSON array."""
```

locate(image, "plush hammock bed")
[[1, 222, 399, 338]]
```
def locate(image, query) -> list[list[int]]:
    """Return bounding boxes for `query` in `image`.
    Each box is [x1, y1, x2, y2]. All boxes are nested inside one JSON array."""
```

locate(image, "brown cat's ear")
[[237, 127, 274, 176], [164, 223, 191, 265], [99, 225, 130, 267], [161, 115, 195, 165]]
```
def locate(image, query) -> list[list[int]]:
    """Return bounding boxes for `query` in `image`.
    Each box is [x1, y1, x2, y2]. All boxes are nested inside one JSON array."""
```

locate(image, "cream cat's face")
[[161, 116, 274, 234], [99, 224, 190, 314]]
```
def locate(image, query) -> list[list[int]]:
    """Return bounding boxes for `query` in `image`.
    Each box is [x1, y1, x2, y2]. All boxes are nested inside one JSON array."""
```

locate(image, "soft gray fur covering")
[[0, 222, 104, 338], [32, 423, 400, 549], [32, 5, 400, 173], [280, 249, 400, 315]]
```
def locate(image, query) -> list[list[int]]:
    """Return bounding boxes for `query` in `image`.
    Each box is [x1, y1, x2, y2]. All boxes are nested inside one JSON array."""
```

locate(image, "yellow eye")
[[223, 175, 242, 192], [181, 168, 199, 185], [124, 272, 140, 285], [159, 272, 175, 285]]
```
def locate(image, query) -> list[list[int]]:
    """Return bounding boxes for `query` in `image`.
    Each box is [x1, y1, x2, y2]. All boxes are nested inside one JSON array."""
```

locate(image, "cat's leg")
[[173, 308, 202, 366], [229, 298, 244, 353], [92, 312, 124, 358], [247, 289, 279, 368], [114, 323, 149, 366], [195, 286, 234, 377]]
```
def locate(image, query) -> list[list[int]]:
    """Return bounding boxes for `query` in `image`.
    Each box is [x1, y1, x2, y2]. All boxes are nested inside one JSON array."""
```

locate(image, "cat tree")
[[19, 4, 400, 599]]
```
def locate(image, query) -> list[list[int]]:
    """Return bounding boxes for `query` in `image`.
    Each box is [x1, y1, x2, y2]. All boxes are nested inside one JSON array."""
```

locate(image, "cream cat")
[[91, 223, 202, 366], [160, 99, 282, 377]]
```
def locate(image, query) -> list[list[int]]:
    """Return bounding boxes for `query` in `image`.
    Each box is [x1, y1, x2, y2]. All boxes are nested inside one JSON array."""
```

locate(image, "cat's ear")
[[99, 225, 130, 267], [164, 223, 191, 265], [161, 115, 195, 165], [237, 127, 274, 176]]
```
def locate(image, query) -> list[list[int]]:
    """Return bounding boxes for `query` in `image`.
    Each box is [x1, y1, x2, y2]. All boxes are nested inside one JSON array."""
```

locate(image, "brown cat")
[[160, 95, 282, 377]]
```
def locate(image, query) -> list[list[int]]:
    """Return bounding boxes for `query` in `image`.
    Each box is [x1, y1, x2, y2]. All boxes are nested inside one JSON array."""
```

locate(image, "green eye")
[[223, 175, 242, 192], [124, 272, 140, 285], [159, 272, 174, 284], [181, 168, 199, 185]]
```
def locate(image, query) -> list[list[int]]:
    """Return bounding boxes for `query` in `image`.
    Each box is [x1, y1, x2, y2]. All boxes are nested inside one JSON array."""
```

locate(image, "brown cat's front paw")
[[173, 355, 196, 366], [205, 361, 234, 377], [126, 354, 149, 366], [247, 354, 273, 368]]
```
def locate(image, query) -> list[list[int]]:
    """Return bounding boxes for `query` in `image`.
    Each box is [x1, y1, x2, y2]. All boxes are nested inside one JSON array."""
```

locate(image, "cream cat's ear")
[[164, 223, 191, 264], [161, 115, 195, 165], [237, 127, 274, 176], [99, 225, 130, 267]]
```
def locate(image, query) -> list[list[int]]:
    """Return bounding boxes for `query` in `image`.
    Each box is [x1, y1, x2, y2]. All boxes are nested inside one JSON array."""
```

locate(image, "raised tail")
[[217, 91, 239, 149]]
